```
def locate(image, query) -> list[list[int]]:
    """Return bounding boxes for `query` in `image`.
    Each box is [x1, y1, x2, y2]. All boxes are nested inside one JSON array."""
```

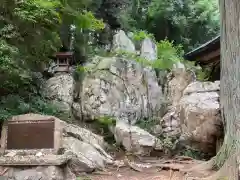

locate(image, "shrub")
[[97, 115, 116, 126], [196, 67, 212, 81], [135, 118, 158, 133], [178, 146, 212, 160], [153, 39, 184, 70], [87, 34, 211, 82], [132, 30, 155, 42], [182, 59, 211, 81], [88, 116, 117, 144], [132, 30, 155, 50], [0, 95, 70, 121]]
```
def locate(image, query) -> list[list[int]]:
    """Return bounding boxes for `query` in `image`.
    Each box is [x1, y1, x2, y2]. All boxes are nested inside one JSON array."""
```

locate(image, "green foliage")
[[0, 95, 70, 121], [149, 0, 219, 50], [178, 146, 211, 160], [78, 11, 104, 30], [90, 0, 129, 29], [86, 37, 211, 82], [0, 0, 62, 95], [0, 0, 104, 115], [115, 39, 184, 71], [162, 136, 177, 151], [119, 0, 219, 51], [97, 116, 116, 126], [196, 68, 211, 81], [132, 30, 154, 42], [153, 40, 184, 70], [109, 39, 184, 71], [135, 118, 157, 133], [60, 0, 104, 31], [119, 0, 150, 31], [181, 60, 211, 81], [63, 9, 104, 31], [88, 116, 117, 144]]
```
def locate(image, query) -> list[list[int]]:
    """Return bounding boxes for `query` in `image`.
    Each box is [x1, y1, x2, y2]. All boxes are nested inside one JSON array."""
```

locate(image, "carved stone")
[[0, 114, 63, 155]]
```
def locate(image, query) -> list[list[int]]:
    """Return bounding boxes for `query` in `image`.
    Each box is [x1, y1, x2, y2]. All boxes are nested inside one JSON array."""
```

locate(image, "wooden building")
[[54, 52, 74, 73], [184, 35, 220, 81]]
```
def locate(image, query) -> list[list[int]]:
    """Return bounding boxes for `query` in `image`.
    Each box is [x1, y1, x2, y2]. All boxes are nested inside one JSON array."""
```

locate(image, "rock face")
[[166, 69, 196, 106], [140, 38, 157, 61], [154, 76, 223, 154], [41, 29, 223, 156], [159, 106, 181, 137], [43, 74, 74, 111], [112, 30, 136, 53], [178, 81, 222, 154], [153, 69, 195, 138], [114, 121, 162, 155], [63, 137, 111, 174], [172, 61, 185, 70], [62, 122, 113, 174], [74, 56, 164, 124]]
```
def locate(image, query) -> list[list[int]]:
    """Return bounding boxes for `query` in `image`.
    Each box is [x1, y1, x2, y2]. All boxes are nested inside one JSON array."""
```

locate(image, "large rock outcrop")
[[178, 81, 223, 154], [43, 74, 74, 111], [41, 30, 224, 156], [73, 56, 164, 124]]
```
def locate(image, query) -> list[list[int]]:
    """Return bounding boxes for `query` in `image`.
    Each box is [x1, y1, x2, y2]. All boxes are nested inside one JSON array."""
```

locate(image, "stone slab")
[[0, 115, 63, 155], [0, 152, 74, 166]]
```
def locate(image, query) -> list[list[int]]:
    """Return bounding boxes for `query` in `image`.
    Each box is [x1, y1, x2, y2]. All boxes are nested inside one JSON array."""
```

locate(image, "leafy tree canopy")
[[0, 0, 104, 95], [119, 0, 220, 50]]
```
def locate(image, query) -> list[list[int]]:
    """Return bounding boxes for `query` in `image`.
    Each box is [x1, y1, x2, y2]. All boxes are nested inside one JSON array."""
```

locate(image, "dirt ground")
[[86, 167, 184, 180], [79, 156, 215, 180]]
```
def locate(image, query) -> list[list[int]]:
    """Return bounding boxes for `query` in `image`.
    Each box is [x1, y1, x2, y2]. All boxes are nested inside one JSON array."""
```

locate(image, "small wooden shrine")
[[54, 51, 73, 73]]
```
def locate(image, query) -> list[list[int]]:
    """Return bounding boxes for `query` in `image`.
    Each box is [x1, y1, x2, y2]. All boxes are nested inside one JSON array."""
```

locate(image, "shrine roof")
[[55, 51, 73, 58], [184, 35, 220, 62]]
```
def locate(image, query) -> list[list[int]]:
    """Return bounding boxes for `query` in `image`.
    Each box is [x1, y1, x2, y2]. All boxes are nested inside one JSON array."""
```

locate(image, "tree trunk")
[[204, 0, 240, 179]]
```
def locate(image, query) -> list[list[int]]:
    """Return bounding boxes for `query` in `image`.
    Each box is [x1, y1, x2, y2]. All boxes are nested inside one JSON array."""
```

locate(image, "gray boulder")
[[178, 81, 222, 154], [62, 121, 113, 173], [43, 74, 74, 111], [112, 30, 135, 53], [114, 121, 162, 155], [140, 38, 157, 61]]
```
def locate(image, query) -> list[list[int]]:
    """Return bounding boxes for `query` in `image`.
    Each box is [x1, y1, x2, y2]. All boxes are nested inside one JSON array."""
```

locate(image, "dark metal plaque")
[[6, 119, 55, 150]]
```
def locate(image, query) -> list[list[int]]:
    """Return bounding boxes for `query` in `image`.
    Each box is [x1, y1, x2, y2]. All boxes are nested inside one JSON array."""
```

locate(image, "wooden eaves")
[[184, 35, 220, 81]]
